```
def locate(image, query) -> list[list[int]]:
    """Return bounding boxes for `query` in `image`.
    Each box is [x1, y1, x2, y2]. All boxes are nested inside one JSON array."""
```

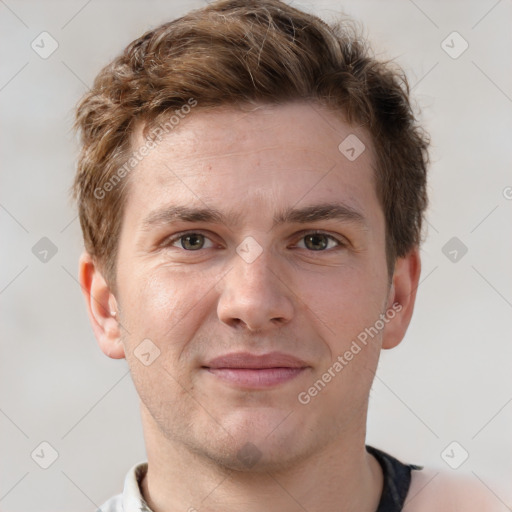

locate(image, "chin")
[[221, 406, 297, 443], [195, 409, 315, 473], [205, 438, 309, 474]]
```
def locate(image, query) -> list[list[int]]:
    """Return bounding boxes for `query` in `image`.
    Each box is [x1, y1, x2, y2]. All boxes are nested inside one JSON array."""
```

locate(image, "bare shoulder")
[[402, 467, 510, 512]]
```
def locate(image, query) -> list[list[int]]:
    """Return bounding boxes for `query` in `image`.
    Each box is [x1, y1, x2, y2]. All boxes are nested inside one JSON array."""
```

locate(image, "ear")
[[382, 247, 421, 350], [78, 251, 125, 359]]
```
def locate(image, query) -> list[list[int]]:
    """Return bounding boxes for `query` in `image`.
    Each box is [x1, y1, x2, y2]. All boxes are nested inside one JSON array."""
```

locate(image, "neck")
[[140, 411, 383, 512]]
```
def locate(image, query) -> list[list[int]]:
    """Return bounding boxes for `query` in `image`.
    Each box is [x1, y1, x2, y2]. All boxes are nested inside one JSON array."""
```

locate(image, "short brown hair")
[[72, 0, 429, 291]]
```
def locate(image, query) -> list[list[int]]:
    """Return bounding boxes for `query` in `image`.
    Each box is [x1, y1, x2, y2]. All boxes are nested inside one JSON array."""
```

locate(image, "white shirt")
[[98, 462, 151, 512], [97, 454, 507, 512]]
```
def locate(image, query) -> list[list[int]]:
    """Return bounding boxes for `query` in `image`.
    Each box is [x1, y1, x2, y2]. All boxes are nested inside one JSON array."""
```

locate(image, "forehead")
[[136, 101, 373, 167], [125, 102, 379, 225]]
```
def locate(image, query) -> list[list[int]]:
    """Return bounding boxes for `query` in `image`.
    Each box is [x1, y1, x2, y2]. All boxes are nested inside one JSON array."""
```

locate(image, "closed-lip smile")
[[203, 352, 310, 388]]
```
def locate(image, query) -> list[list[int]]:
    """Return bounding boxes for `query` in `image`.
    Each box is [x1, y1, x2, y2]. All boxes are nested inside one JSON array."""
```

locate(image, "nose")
[[217, 244, 295, 332]]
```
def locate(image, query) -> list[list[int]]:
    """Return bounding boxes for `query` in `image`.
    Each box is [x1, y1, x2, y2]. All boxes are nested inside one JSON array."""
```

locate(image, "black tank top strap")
[[366, 445, 423, 512]]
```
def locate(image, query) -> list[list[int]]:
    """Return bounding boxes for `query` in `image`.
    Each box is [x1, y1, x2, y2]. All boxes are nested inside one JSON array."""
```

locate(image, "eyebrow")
[[140, 202, 368, 231]]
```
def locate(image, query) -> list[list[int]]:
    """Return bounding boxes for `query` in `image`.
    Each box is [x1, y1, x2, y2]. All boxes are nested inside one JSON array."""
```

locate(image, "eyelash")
[[161, 230, 346, 252]]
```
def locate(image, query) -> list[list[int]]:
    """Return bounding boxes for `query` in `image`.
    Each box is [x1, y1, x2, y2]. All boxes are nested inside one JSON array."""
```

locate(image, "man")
[[73, 1, 500, 510]]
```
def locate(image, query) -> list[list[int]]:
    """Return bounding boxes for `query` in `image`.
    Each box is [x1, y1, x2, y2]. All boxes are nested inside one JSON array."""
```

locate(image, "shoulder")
[[95, 461, 149, 512], [403, 468, 508, 512]]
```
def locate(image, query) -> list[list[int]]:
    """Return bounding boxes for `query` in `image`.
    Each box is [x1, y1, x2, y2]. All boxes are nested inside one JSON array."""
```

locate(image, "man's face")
[[115, 102, 393, 471]]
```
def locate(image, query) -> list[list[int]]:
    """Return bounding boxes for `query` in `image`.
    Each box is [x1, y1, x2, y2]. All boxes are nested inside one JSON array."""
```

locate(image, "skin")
[[79, 101, 423, 512]]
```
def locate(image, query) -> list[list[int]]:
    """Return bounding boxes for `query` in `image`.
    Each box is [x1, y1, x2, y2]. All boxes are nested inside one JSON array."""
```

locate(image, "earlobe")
[[78, 252, 125, 359], [381, 248, 421, 350]]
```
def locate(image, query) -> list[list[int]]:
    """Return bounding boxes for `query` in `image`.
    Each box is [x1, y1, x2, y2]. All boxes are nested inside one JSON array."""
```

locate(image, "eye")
[[161, 230, 344, 252], [296, 232, 343, 251], [166, 232, 216, 251]]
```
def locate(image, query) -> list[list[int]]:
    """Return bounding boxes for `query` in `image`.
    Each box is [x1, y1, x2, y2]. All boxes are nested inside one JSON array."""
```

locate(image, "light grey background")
[[1, 0, 511, 510]]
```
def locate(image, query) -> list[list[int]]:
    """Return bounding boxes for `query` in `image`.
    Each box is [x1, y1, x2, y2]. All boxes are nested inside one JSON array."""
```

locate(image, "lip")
[[205, 352, 308, 369], [203, 352, 310, 389]]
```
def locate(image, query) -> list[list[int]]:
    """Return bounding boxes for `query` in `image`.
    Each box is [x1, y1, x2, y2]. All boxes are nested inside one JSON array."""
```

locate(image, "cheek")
[[119, 269, 206, 409], [297, 262, 387, 338], [119, 265, 217, 354], [120, 271, 174, 333]]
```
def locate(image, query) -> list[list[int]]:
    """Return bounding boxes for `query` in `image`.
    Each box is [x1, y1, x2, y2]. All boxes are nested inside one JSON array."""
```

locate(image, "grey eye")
[[178, 234, 207, 250], [299, 233, 339, 251]]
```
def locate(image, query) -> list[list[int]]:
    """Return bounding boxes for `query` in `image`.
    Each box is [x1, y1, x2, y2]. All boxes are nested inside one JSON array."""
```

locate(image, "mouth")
[[202, 352, 310, 389]]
